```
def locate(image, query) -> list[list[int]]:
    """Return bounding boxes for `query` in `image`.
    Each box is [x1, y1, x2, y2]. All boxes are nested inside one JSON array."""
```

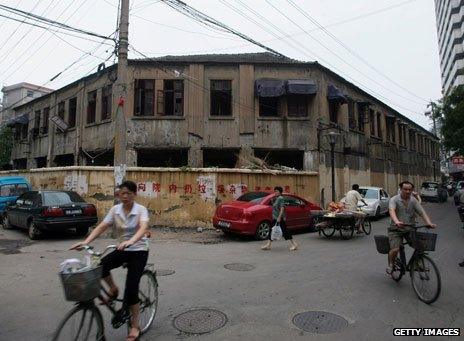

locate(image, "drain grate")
[[156, 269, 175, 276], [224, 263, 255, 271], [173, 308, 227, 334], [293, 311, 348, 334]]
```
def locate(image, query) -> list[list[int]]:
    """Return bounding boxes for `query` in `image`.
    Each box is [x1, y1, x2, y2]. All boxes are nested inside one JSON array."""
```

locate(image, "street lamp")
[[328, 131, 340, 202], [432, 160, 436, 181]]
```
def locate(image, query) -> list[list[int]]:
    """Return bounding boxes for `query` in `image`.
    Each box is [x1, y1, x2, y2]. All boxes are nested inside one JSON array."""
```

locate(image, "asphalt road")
[[0, 201, 463, 341]]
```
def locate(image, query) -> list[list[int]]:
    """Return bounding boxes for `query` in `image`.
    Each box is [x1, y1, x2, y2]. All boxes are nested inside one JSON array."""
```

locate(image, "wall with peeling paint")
[[1, 166, 319, 228]]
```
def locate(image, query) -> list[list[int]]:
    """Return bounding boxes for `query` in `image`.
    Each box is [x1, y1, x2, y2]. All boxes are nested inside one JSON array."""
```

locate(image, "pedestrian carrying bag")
[[271, 224, 283, 241]]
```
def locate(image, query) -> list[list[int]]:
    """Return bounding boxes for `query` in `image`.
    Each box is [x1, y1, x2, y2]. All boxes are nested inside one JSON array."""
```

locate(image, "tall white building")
[[435, 0, 464, 93], [0, 82, 53, 126]]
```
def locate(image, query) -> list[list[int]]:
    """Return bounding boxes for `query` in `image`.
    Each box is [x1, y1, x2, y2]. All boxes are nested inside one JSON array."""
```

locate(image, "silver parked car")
[[357, 186, 390, 217], [420, 181, 448, 202]]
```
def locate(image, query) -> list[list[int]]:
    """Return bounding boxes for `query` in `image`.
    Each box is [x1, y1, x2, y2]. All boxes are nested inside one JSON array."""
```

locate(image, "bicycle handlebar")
[[79, 244, 117, 257]]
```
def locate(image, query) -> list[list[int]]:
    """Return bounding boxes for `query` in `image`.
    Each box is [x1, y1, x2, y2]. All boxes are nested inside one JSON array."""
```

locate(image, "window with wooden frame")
[[348, 99, 356, 130], [385, 116, 396, 143], [87, 90, 97, 124], [34, 110, 41, 130], [376, 112, 383, 139], [157, 80, 184, 116], [101, 85, 112, 120], [287, 95, 308, 117], [369, 109, 375, 136], [329, 102, 340, 124], [409, 130, 416, 150], [259, 97, 280, 117], [210, 80, 232, 116], [42, 107, 49, 134], [356, 103, 367, 133], [134, 79, 155, 116], [68, 98, 77, 128], [57, 101, 65, 121]]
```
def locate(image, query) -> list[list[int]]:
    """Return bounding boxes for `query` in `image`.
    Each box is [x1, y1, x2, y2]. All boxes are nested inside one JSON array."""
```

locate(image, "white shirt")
[[345, 190, 363, 211], [103, 202, 149, 251]]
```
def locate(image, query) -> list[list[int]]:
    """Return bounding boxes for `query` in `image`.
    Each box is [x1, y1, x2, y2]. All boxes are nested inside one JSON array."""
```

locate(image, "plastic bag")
[[60, 258, 86, 274], [271, 224, 283, 241]]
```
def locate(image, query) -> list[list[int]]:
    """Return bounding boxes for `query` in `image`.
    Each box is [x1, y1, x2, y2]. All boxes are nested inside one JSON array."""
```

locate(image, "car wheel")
[[28, 221, 41, 240], [255, 221, 271, 240], [76, 227, 89, 237], [2, 214, 13, 229]]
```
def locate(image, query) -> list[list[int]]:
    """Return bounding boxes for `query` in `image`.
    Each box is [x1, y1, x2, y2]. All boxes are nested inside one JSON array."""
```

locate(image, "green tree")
[[435, 85, 464, 155], [0, 126, 13, 167]]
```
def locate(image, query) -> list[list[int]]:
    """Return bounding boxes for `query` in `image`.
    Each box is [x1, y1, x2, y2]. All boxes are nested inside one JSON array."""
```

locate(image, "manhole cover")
[[293, 311, 348, 334], [0, 239, 32, 255], [224, 263, 255, 271], [156, 269, 175, 276], [173, 308, 227, 334]]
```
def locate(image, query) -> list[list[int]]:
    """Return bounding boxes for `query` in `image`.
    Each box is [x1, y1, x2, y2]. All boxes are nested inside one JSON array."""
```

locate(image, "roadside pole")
[[113, 0, 129, 236]]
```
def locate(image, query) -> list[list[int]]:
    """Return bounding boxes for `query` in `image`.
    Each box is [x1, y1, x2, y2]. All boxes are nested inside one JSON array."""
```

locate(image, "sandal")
[[126, 327, 140, 341], [386, 266, 393, 275]]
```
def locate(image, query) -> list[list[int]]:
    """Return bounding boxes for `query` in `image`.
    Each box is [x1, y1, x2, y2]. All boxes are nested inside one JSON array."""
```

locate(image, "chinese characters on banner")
[[136, 177, 291, 200]]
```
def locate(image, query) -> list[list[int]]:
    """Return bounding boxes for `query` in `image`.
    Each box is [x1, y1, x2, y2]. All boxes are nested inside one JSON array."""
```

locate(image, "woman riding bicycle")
[[71, 180, 149, 341]]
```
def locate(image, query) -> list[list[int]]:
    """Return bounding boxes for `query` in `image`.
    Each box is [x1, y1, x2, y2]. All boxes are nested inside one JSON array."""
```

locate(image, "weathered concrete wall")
[[0, 167, 319, 228]]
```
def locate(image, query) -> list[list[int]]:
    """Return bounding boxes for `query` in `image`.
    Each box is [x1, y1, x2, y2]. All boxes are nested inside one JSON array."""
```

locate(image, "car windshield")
[[358, 188, 378, 199], [43, 192, 85, 206], [237, 192, 269, 203], [0, 183, 29, 197], [422, 182, 438, 189]]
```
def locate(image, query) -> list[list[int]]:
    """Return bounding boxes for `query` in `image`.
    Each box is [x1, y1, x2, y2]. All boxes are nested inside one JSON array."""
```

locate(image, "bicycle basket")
[[60, 266, 102, 302], [410, 231, 437, 251], [374, 235, 390, 254]]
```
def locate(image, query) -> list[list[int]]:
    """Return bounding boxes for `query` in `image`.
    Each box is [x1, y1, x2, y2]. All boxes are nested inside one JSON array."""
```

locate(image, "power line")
[[0, 3, 115, 42], [285, 0, 428, 103]]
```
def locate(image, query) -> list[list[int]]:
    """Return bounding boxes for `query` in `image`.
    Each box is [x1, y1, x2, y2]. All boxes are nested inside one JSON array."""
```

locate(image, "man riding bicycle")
[[387, 181, 436, 275], [71, 180, 149, 341]]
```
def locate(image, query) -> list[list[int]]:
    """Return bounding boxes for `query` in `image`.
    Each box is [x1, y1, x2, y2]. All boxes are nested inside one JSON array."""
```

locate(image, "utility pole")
[[113, 0, 129, 190]]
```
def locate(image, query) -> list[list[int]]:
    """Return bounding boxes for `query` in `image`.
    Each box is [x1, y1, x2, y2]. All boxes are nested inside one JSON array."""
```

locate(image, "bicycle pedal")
[[111, 309, 129, 329]]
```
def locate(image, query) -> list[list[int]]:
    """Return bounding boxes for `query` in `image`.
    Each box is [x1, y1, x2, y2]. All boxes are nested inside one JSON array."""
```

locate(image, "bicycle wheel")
[[339, 224, 354, 239], [130, 270, 158, 334], [52, 303, 105, 341], [362, 220, 372, 235], [321, 224, 335, 238], [391, 258, 404, 282], [410, 255, 441, 304]]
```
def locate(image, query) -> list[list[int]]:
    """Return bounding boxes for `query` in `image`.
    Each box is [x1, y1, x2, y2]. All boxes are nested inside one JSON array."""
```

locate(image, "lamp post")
[[432, 160, 436, 181], [328, 131, 340, 202]]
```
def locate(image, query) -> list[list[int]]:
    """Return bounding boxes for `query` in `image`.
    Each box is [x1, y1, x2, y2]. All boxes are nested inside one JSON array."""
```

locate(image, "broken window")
[[87, 90, 97, 124], [348, 99, 356, 130], [101, 85, 112, 120], [137, 148, 188, 167], [58, 101, 65, 120], [287, 95, 308, 117], [13, 158, 27, 169], [259, 97, 280, 117], [203, 148, 239, 168], [157, 80, 183, 116], [369, 109, 375, 136], [54, 154, 74, 167], [254, 149, 304, 170], [68, 98, 77, 128], [35, 157, 47, 168], [210, 80, 232, 116], [329, 101, 340, 124], [42, 107, 49, 134], [134, 79, 155, 116]]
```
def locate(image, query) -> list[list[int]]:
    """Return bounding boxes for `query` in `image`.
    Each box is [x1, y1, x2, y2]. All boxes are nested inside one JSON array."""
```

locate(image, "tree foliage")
[[435, 85, 464, 155], [0, 126, 13, 167]]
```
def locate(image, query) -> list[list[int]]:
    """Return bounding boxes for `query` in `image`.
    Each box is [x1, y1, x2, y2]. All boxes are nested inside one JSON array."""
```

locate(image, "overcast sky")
[[0, 0, 441, 129]]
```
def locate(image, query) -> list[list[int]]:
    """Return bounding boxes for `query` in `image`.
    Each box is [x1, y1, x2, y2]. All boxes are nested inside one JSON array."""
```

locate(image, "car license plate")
[[66, 209, 81, 215], [218, 221, 230, 228]]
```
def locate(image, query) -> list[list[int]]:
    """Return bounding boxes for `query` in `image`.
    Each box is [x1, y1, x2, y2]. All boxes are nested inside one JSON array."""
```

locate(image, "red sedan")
[[213, 191, 322, 240]]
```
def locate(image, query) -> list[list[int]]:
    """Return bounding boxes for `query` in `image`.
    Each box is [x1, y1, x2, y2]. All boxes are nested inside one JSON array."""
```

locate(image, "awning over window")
[[255, 79, 286, 97], [286, 79, 317, 95], [356, 100, 371, 107], [327, 85, 347, 103], [5, 113, 29, 127]]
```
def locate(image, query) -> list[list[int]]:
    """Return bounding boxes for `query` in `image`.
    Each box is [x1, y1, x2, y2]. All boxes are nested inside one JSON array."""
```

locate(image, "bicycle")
[[52, 245, 158, 341], [374, 225, 441, 304]]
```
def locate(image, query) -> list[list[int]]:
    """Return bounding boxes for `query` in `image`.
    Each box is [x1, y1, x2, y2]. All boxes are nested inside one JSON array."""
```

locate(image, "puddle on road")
[[0, 239, 32, 255]]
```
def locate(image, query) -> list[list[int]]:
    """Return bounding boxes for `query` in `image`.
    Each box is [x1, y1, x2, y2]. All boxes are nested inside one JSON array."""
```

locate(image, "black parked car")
[[2, 190, 98, 239]]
